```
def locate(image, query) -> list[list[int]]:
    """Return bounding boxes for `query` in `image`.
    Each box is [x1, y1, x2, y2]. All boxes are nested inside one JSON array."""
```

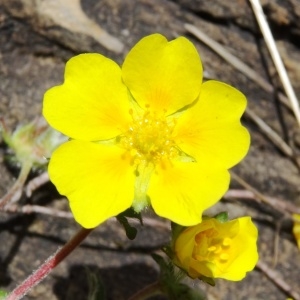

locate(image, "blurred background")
[[0, 0, 300, 299]]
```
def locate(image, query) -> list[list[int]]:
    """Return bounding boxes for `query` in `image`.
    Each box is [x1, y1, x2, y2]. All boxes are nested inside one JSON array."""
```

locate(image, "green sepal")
[[116, 208, 142, 240], [213, 211, 229, 223], [198, 274, 216, 286], [170, 222, 186, 248]]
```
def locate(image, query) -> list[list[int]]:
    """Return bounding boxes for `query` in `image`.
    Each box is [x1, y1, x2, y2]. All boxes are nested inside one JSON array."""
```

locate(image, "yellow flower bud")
[[174, 216, 258, 281]]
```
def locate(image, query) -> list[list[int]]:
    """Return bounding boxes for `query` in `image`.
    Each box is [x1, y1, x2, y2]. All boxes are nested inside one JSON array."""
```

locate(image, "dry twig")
[[228, 173, 300, 216], [184, 23, 291, 109], [245, 108, 293, 157], [249, 0, 300, 126], [256, 260, 300, 300], [2, 203, 73, 219], [26, 172, 50, 197]]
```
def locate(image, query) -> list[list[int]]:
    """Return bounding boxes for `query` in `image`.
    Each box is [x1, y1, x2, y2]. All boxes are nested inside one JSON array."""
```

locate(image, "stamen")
[[120, 110, 178, 165], [222, 237, 231, 247], [219, 253, 229, 262], [120, 110, 181, 212], [208, 246, 217, 252]]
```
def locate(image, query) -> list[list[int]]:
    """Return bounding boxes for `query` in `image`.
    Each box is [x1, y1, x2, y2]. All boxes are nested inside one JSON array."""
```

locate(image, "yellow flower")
[[174, 217, 258, 281], [43, 34, 250, 228]]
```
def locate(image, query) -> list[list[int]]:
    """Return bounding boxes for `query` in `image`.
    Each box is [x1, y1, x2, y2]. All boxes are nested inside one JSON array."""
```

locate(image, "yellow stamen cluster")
[[121, 110, 178, 165], [193, 229, 233, 265]]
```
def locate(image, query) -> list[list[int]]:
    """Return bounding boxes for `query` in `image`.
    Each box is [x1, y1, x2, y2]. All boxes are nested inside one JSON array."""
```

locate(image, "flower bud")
[[2, 118, 67, 169], [174, 216, 258, 281]]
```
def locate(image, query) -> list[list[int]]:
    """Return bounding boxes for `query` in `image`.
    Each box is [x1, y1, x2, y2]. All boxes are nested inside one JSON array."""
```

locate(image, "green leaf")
[[170, 222, 186, 250], [152, 253, 169, 272], [116, 214, 138, 240], [119, 208, 143, 224], [116, 208, 143, 240]]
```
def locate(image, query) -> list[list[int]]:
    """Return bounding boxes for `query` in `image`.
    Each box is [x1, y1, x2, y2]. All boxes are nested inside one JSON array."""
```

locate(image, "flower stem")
[[6, 227, 93, 300], [128, 281, 163, 300]]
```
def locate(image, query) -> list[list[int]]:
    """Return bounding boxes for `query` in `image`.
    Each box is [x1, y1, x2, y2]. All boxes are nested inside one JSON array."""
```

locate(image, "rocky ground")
[[0, 0, 300, 299]]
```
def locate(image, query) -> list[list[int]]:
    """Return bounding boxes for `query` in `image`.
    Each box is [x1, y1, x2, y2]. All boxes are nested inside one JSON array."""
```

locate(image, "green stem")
[[128, 281, 163, 300], [6, 227, 93, 300]]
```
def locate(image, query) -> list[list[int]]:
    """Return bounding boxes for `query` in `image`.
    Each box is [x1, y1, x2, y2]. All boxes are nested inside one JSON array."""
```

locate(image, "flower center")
[[119, 109, 181, 213], [193, 229, 233, 265], [121, 110, 178, 165]]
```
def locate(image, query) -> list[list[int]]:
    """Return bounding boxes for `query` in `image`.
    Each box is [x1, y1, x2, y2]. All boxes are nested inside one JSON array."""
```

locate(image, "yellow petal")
[[148, 160, 230, 226], [189, 259, 216, 279], [122, 34, 202, 115], [217, 217, 258, 280], [48, 140, 135, 228], [175, 221, 213, 270], [43, 53, 131, 141], [174, 80, 250, 169]]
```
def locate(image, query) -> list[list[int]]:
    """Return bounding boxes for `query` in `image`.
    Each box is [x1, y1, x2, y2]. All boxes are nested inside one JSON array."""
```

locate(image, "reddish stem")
[[6, 227, 93, 300]]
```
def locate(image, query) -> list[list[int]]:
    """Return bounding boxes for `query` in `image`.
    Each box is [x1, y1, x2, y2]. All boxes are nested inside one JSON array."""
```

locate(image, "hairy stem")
[[6, 227, 93, 300]]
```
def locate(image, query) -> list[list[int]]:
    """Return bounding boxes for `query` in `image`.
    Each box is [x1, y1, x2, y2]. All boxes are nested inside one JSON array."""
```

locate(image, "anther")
[[219, 253, 229, 262], [222, 237, 231, 247], [208, 246, 217, 252]]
